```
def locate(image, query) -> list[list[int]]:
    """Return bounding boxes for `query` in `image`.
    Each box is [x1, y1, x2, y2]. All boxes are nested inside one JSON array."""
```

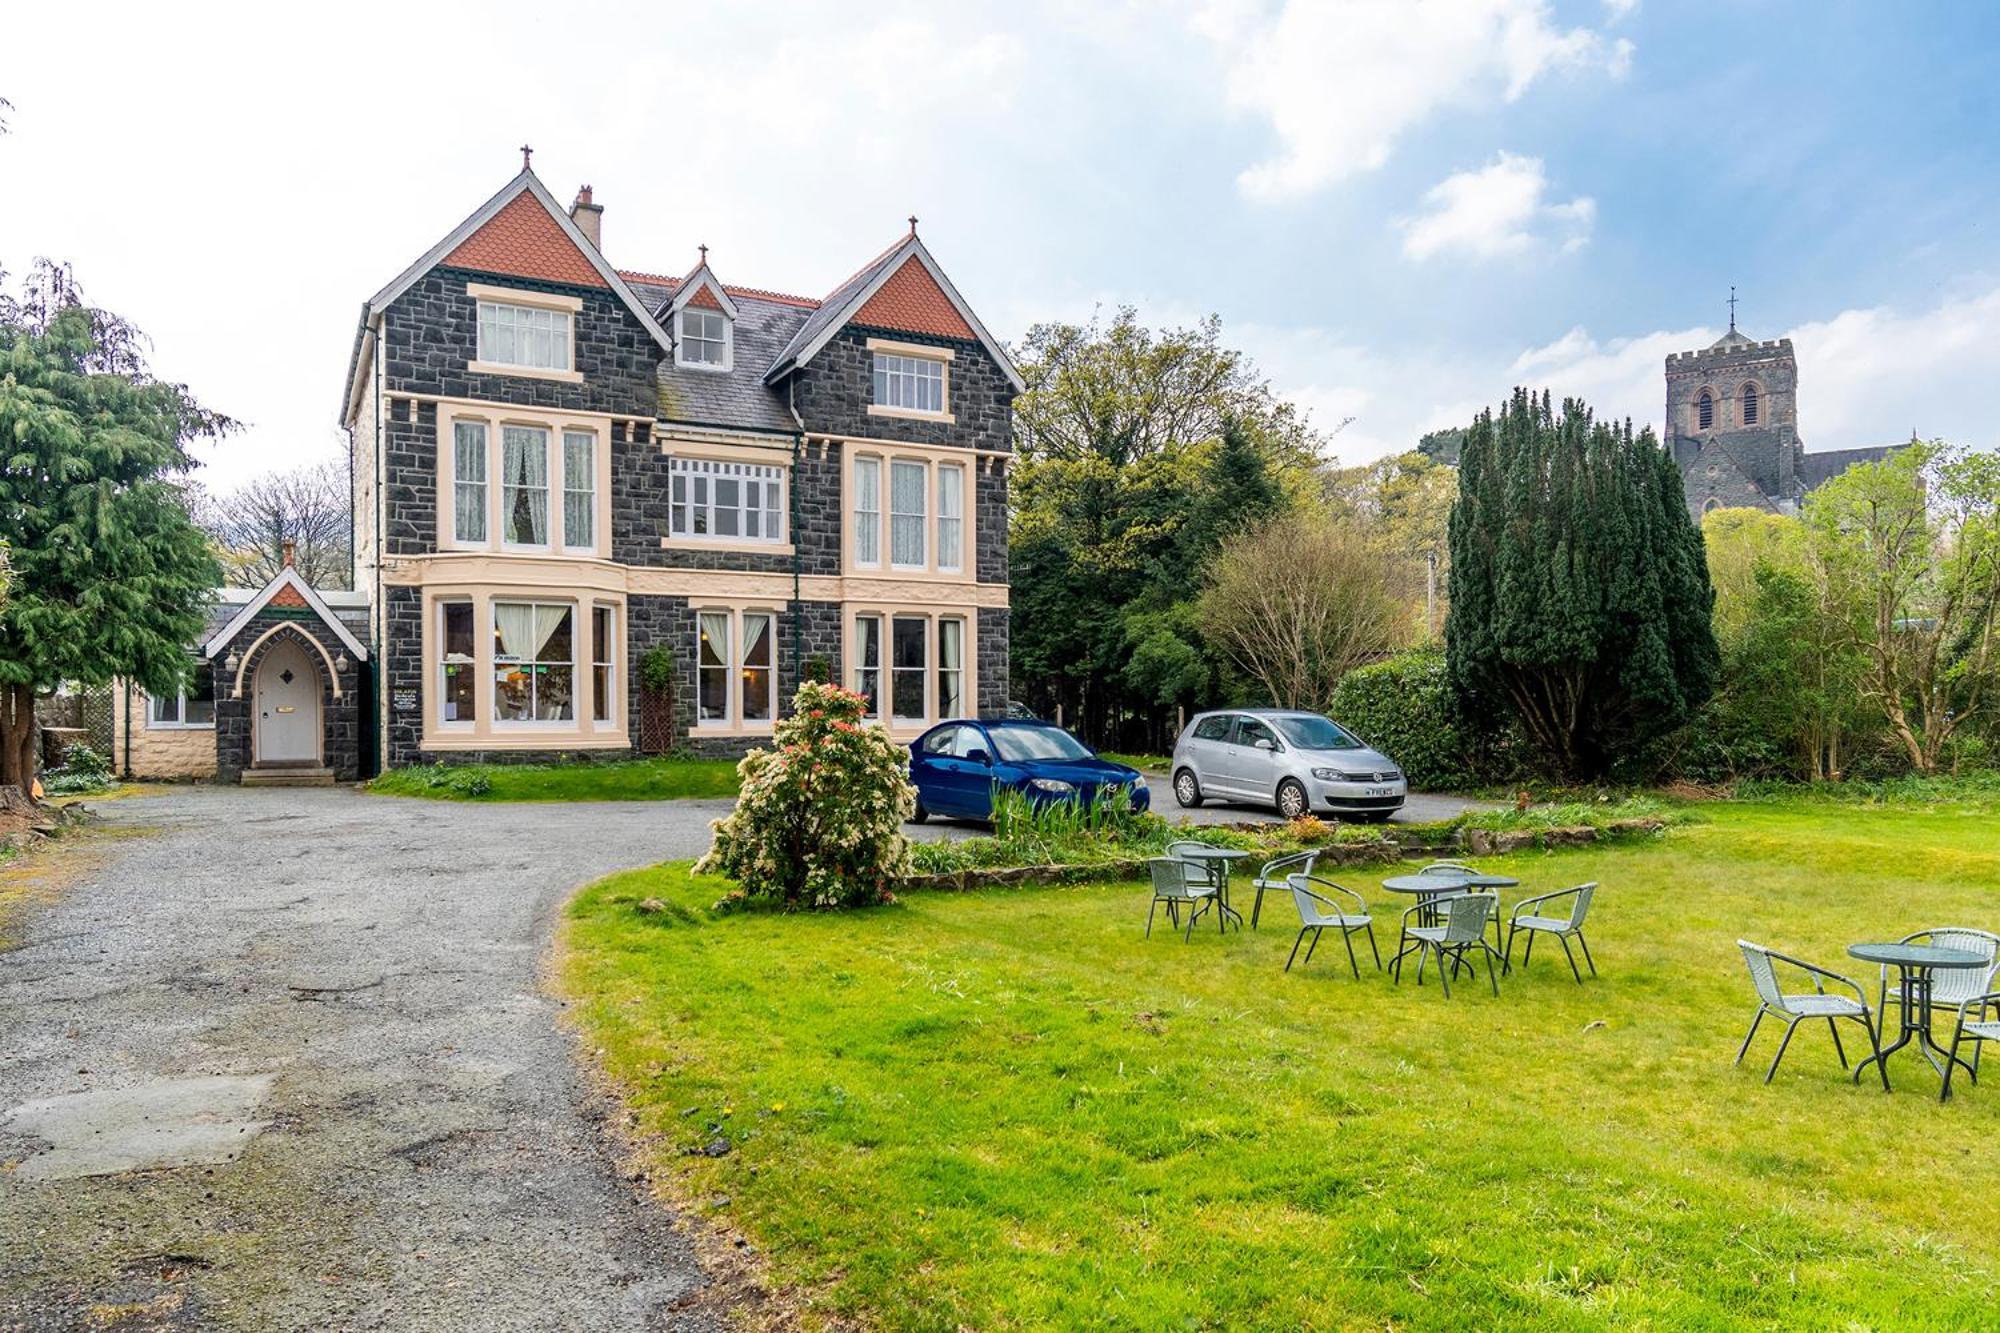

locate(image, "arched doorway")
[[253, 637, 322, 766]]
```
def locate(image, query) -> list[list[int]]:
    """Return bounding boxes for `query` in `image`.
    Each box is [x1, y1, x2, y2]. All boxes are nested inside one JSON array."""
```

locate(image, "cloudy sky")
[[3, 1, 1996, 489]]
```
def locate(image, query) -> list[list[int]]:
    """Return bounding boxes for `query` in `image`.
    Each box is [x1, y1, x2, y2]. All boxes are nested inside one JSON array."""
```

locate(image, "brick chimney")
[[570, 185, 603, 251]]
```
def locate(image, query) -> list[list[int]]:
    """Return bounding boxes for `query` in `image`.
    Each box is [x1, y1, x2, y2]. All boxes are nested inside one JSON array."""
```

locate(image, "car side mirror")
[[966, 748, 992, 766], [1254, 737, 1277, 752]]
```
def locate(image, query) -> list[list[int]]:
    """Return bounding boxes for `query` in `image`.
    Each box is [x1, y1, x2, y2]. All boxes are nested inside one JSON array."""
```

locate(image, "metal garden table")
[[1382, 869, 1519, 977], [1847, 941, 1986, 1092], [1179, 847, 1251, 930]]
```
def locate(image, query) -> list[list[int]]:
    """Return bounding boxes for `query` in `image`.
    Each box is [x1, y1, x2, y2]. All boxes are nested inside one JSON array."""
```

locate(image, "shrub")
[[1329, 649, 1479, 791], [804, 654, 832, 684], [695, 681, 915, 908], [639, 647, 675, 692], [42, 742, 114, 795]]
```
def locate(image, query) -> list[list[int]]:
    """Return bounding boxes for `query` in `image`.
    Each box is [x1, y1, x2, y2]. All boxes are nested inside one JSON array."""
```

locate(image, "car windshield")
[[1274, 714, 1362, 750], [990, 724, 1093, 763]]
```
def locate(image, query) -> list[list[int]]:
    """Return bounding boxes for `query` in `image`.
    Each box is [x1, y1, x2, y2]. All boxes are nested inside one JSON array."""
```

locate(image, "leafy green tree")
[[0, 263, 227, 792], [1446, 389, 1718, 780], [1802, 441, 2000, 773]]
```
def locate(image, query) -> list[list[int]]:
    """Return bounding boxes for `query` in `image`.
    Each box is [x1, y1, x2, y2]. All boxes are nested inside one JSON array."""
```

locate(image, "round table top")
[[1177, 846, 1250, 861], [1382, 871, 1519, 894], [1847, 942, 1987, 969]]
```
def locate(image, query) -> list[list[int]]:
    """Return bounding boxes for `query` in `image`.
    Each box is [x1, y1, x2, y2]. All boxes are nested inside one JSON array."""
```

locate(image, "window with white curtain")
[[872, 352, 945, 413], [501, 427, 549, 546], [562, 431, 595, 549], [668, 458, 784, 543], [853, 457, 881, 566], [477, 301, 571, 372], [453, 422, 488, 544], [938, 618, 965, 718], [697, 612, 731, 723], [892, 617, 927, 722], [492, 602, 574, 722], [890, 461, 927, 568], [439, 602, 476, 724], [591, 606, 616, 725], [853, 614, 882, 716], [678, 308, 729, 369], [937, 463, 964, 572], [741, 613, 775, 722]]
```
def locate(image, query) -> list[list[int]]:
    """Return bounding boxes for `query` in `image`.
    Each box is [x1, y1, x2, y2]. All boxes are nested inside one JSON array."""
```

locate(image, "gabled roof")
[[343, 169, 674, 422], [203, 567, 369, 663], [665, 260, 739, 321], [764, 233, 1024, 391]]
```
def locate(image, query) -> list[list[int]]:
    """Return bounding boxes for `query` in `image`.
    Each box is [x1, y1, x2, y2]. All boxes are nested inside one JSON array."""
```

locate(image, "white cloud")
[[1399, 152, 1595, 260], [1602, 0, 1640, 20], [1194, 0, 1633, 200], [1229, 285, 2000, 467]]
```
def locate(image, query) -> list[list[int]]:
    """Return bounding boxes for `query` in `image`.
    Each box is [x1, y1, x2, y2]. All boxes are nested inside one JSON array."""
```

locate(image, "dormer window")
[[678, 308, 731, 371]]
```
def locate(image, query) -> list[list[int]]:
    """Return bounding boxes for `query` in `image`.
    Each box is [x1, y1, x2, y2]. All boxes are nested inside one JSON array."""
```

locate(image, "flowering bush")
[[694, 680, 915, 909]]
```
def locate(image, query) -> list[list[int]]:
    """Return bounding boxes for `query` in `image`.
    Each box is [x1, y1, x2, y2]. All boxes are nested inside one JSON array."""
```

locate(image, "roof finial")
[[519, 143, 534, 172], [1727, 284, 1738, 332], [698, 243, 708, 265], [908, 214, 919, 237]]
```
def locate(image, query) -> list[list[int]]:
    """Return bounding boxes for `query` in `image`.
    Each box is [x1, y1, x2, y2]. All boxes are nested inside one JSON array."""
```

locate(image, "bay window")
[[453, 423, 488, 544], [890, 461, 927, 568], [501, 427, 549, 547], [853, 614, 882, 714], [477, 300, 572, 372], [562, 431, 595, 550], [492, 602, 574, 723], [891, 617, 927, 722], [938, 619, 965, 718], [937, 463, 964, 572], [853, 457, 881, 566], [668, 458, 785, 544], [591, 605, 616, 725], [439, 601, 476, 724]]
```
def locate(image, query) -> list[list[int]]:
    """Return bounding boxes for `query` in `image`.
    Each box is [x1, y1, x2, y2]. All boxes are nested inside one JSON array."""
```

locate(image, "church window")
[[1702, 497, 1721, 514], [1697, 390, 1714, 430], [1741, 384, 1759, 425]]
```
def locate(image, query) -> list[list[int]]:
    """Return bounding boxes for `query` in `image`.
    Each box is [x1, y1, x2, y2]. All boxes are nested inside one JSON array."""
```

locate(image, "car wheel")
[[1173, 768, 1203, 808], [912, 796, 930, 825], [1276, 779, 1309, 819]]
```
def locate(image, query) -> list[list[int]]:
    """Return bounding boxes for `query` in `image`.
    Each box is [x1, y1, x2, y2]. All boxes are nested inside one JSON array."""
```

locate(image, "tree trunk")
[[0, 682, 39, 794]]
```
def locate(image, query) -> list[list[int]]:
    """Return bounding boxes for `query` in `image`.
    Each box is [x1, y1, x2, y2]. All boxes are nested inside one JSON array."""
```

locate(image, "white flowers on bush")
[[693, 680, 916, 909]]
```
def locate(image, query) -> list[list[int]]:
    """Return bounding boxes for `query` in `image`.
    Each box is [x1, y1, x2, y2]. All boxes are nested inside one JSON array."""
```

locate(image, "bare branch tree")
[[196, 459, 353, 589], [1197, 511, 1410, 711]]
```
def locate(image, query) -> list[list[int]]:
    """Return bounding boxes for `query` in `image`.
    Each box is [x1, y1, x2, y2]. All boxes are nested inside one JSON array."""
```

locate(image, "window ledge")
[[867, 405, 955, 425], [146, 722, 216, 732], [661, 537, 795, 555], [691, 723, 777, 737], [467, 360, 585, 384], [674, 359, 733, 374]]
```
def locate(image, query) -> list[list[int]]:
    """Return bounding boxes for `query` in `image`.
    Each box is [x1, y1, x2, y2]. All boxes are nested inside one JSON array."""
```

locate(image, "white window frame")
[[668, 457, 786, 546], [937, 617, 966, 719], [739, 611, 777, 725], [676, 307, 732, 372], [499, 425, 552, 550], [590, 603, 618, 728], [561, 430, 596, 553], [852, 456, 882, 568], [437, 600, 477, 729], [490, 600, 578, 729], [147, 663, 216, 730], [871, 351, 948, 418], [937, 462, 964, 574], [852, 613, 884, 718], [452, 422, 489, 546], [474, 299, 574, 375], [889, 460, 928, 570], [696, 610, 733, 727], [444, 412, 604, 556], [890, 615, 929, 724]]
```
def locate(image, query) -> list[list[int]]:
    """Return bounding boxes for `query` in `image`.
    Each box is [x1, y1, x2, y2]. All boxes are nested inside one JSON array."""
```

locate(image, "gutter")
[[788, 380, 807, 692], [371, 316, 385, 776]]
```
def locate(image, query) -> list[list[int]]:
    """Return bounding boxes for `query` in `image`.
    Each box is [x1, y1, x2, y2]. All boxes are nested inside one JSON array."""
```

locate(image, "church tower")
[[1665, 299, 1805, 519]]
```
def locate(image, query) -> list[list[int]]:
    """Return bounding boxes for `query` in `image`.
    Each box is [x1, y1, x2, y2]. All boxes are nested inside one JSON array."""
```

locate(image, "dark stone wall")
[[212, 609, 362, 782], [383, 587, 424, 769], [383, 400, 437, 557], [789, 326, 1013, 455], [625, 594, 845, 759], [977, 607, 1010, 716], [976, 463, 1008, 585]]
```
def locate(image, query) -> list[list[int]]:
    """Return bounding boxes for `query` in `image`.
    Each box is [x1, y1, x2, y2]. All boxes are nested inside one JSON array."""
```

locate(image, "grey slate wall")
[[789, 326, 1014, 455], [212, 610, 362, 783], [626, 594, 843, 759], [977, 607, 1010, 716]]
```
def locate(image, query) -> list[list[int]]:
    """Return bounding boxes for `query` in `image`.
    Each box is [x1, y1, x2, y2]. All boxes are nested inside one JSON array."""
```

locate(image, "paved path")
[[0, 787, 732, 1331]]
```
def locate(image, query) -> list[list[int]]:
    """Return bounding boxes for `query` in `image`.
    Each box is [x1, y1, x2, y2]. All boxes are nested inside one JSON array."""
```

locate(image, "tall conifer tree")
[[1447, 389, 1717, 779]]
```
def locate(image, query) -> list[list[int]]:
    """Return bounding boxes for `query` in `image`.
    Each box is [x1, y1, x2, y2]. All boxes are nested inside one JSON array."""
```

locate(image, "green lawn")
[[365, 756, 739, 802], [558, 796, 2000, 1329]]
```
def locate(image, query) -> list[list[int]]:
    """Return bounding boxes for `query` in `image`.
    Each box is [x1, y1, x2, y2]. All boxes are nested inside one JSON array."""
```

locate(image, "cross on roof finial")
[[1728, 285, 1738, 332], [698, 243, 708, 265], [908, 214, 919, 237], [519, 143, 534, 171]]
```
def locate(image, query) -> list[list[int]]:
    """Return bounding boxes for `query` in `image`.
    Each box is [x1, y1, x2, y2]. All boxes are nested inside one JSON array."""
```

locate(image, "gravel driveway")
[[0, 786, 737, 1331]]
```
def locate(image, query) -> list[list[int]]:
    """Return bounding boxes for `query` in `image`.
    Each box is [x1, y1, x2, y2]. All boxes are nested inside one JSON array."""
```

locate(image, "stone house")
[[112, 552, 371, 783], [343, 163, 1019, 767]]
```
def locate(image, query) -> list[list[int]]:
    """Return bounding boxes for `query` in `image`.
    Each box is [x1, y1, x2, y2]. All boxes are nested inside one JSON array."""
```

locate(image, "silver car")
[[1170, 709, 1407, 821]]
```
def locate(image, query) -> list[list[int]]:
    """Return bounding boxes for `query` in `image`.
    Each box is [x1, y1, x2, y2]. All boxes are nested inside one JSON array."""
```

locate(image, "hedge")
[[1329, 649, 1480, 792]]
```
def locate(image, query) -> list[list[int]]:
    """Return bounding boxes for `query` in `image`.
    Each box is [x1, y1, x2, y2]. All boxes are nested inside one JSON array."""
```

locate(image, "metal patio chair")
[[1504, 882, 1599, 982], [1392, 891, 1501, 997], [1875, 926, 2000, 1036], [1250, 851, 1318, 930], [1145, 857, 1216, 942], [1734, 940, 1886, 1087], [1419, 861, 1504, 953], [1943, 990, 2000, 1102], [1282, 873, 1380, 978]]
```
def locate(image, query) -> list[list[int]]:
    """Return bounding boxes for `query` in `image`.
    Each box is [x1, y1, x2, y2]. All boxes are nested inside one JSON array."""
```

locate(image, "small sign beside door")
[[393, 689, 418, 713]]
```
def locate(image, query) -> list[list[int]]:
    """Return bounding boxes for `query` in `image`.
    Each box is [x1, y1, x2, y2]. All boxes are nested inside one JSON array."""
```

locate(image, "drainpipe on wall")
[[788, 381, 807, 695], [371, 320, 386, 776], [122, 678, 132, 778]]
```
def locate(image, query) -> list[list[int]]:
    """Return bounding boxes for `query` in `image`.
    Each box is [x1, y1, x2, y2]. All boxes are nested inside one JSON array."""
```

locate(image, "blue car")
[[907, 719, 1151, 823]]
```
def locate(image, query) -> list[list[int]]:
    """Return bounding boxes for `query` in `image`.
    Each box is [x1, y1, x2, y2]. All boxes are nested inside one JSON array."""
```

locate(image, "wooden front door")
[[254, 639, 321, 765]]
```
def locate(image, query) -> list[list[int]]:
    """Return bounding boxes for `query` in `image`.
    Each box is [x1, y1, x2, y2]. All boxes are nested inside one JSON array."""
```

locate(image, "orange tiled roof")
[[445, 192, 607, 288], [269, 583, 309, 610], [616, 271, 821, 309], [685, 284, 723, 310], [853, 257, 974, 340]]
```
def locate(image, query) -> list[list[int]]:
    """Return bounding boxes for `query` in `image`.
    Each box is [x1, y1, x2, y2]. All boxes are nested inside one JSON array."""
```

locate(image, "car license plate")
[[1365, 786, 1395, 797]]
